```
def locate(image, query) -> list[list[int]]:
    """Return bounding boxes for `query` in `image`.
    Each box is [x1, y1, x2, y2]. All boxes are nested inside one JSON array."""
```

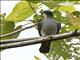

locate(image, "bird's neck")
[[45, 16, 53, 21]]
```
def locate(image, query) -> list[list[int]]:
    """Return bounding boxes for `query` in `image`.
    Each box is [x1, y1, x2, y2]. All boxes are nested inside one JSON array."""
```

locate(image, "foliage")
[[32, 1, 80, 60], [0, 13, 22, 40], [5, 1, 38, 22], [1, 0, 80, 60]]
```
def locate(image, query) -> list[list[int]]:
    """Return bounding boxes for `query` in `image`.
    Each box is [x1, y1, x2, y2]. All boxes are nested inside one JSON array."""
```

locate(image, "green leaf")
[[0, 20, 15, 35], [21, 0, 40, 1], [42, 1, 60, 9], [58, 5, 75, 13], [6, 1, 38, 22], [13, 25, 22, 38], [0, 13, 6, 20], [68, 25, 80, 31], [0, 20, 22, 40], [72, 11, 80, 17], [1, 13, 6, 20], [53, 10, 63, 22], [34, 56, 41, 60], [75, 56, 80, 60], [0, 20, 15, 40], [45, 39, 73, 60], [33, 10, 44, 23], [33, 14, 42, 23], [34, 15, 40, 20]]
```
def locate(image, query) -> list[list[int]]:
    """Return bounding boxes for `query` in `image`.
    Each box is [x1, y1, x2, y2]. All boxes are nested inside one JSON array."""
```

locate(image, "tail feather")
[[39, 42, 51, 53]]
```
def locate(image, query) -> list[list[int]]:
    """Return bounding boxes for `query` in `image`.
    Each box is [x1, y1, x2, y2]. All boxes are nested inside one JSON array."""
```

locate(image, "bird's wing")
[[37, 21, 43, 36], [57, 23, 61, 34]]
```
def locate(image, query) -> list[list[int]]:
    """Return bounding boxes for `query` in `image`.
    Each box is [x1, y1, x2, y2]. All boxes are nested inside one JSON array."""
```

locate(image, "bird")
[[37, 10, 61, 53]]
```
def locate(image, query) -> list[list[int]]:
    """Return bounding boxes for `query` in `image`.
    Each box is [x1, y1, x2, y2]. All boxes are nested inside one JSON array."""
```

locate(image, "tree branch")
[[1, 30, 80, 50], [27, 0, 37, 15], [1, 36, 41, 44], [0, 23, 37, 38]]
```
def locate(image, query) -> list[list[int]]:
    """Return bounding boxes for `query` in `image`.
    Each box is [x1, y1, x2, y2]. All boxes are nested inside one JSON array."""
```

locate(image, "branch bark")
[[1, 36, 41, 44], [1, 30, 80, 50]]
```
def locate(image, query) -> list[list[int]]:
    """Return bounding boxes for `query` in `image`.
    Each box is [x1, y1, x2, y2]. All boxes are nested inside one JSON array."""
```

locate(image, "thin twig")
[[1, 30, 80, 50], [0, 23, 38, 38], [27, 0, 37, 15]]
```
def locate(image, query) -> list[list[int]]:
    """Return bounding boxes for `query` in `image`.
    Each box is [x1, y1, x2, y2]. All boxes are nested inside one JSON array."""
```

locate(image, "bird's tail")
[[39, 42, 51, 53]]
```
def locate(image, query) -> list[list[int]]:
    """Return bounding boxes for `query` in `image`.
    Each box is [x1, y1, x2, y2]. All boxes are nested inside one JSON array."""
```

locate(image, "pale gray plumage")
[[37, 10, 61, 53]]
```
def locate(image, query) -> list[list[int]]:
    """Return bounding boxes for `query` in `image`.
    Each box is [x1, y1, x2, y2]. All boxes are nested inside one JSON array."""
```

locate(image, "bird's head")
[[44, 10, 53, 17]]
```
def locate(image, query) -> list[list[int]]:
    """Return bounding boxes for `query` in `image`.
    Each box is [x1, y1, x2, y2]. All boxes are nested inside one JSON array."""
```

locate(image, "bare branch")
[[1, 30, 80, 50], [1, 36, 41, 44], [0, 23, 37, 38]]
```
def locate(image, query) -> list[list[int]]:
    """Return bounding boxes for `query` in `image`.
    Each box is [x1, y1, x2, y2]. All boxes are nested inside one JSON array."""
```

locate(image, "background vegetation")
[[0, 0, 80, 60]]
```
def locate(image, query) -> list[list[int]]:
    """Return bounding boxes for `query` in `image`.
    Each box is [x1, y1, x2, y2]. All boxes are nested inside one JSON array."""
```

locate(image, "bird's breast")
[[41, 20, 57, 36]]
